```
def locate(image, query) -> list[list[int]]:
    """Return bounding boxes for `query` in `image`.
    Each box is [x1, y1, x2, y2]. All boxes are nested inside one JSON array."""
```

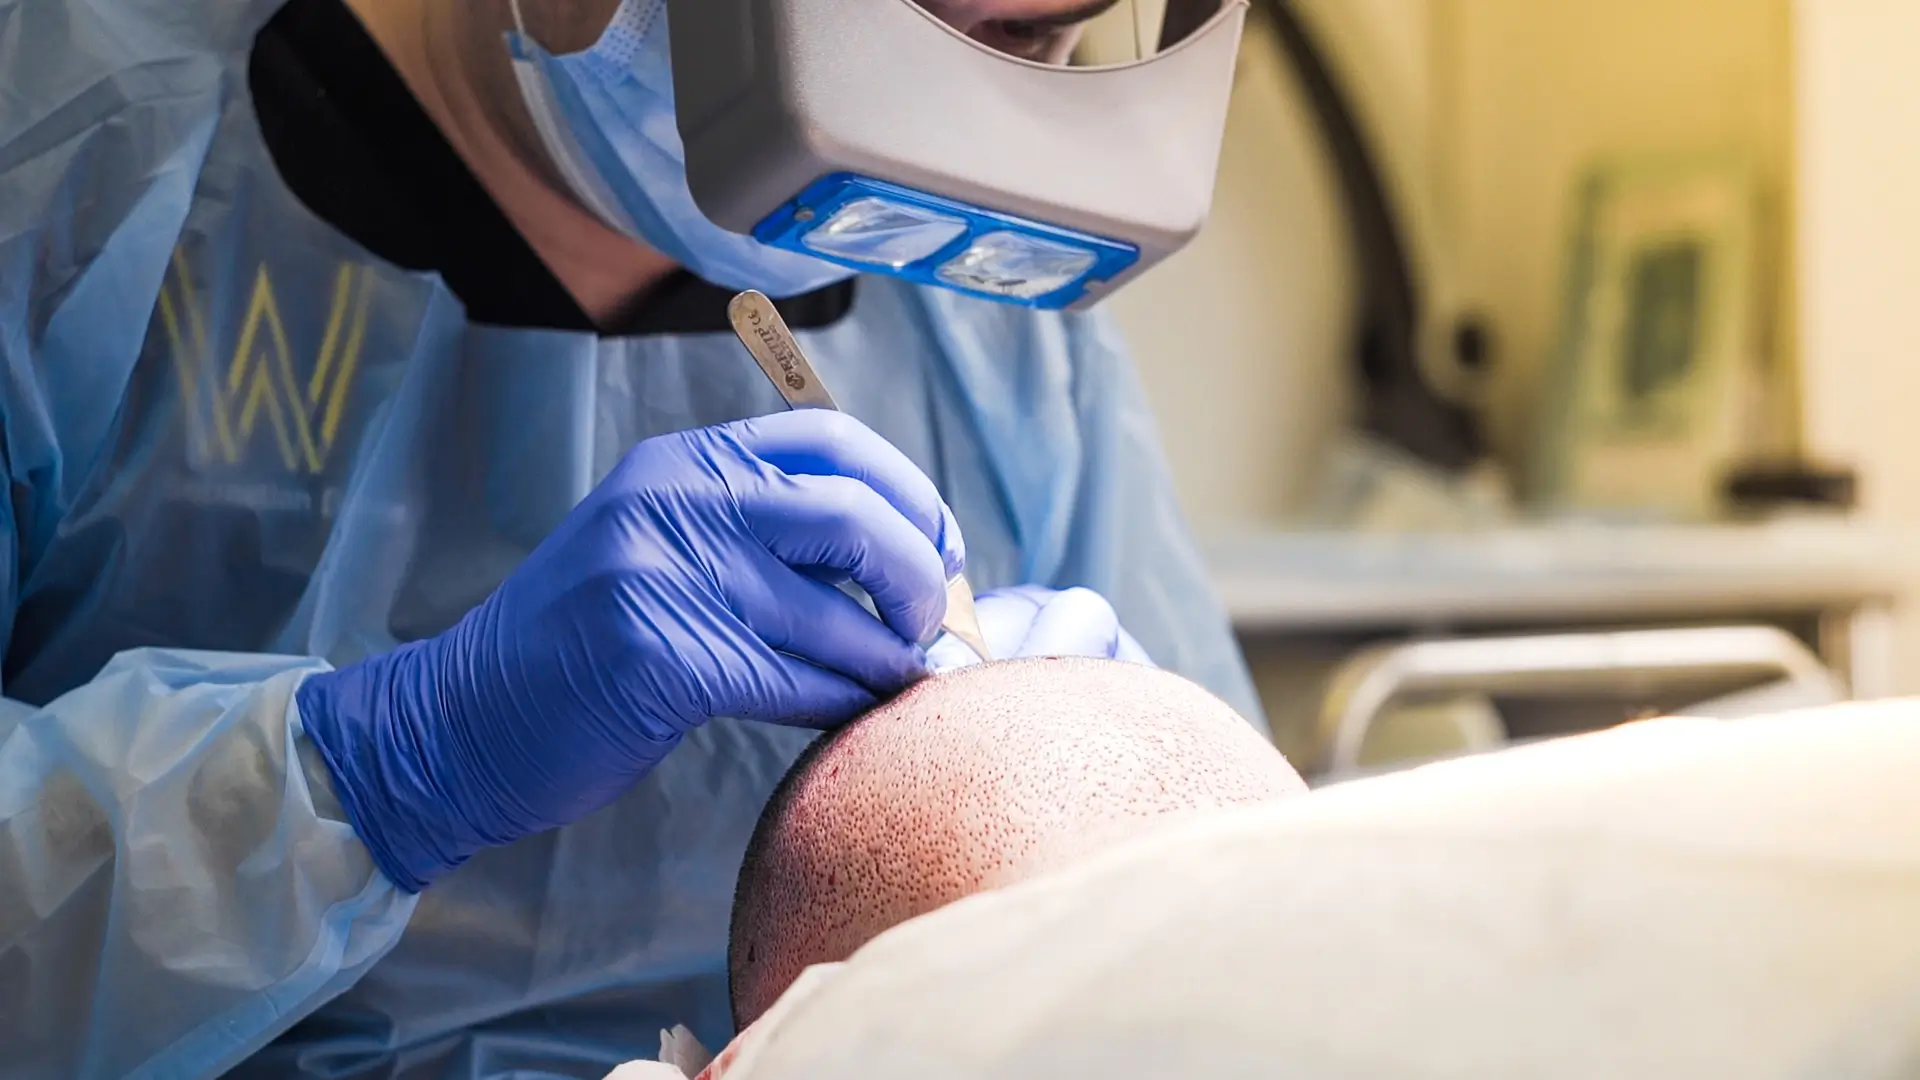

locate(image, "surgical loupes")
[[726, 289, 994, 664]]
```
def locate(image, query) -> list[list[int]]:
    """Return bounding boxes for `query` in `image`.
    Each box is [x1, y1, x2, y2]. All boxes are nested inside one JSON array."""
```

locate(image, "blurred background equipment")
[[1722, 460, 1857, 518], [1528, 156, 1769, 521], [1313, 625, 1841, 781], [1251, 0, 1492, 476], [1104, 0, 1920, 778], [1210, 522, 1901, 773]]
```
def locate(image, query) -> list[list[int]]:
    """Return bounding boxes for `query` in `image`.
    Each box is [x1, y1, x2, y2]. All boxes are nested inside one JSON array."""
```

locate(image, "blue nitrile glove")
[[298, 410, 963, 891], [926, 584, 1154, 672]]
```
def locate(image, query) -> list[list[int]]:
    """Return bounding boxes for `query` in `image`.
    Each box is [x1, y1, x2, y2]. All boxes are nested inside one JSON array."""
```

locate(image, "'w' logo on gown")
[[155, 247, 374, 474]]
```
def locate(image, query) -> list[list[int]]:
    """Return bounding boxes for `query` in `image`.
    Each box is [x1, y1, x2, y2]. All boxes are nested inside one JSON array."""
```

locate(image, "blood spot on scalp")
[[728, 657, 1305, 1027]]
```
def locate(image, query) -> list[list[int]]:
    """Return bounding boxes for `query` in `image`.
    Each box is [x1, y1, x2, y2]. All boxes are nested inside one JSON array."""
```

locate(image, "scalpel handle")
[[726, 290, 839, 411], [727, 290, 993, 662]]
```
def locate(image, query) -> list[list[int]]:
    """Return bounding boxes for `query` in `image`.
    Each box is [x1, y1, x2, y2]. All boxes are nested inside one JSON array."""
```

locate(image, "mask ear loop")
[[500, 0, 641, 236]]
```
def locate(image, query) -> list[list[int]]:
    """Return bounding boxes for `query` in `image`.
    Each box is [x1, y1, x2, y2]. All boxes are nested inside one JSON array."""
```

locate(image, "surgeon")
[[0, 0, 1259, 1076]]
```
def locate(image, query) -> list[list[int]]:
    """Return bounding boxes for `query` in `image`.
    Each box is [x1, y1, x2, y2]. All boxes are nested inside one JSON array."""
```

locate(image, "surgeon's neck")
[[342, 0, 678, 330]]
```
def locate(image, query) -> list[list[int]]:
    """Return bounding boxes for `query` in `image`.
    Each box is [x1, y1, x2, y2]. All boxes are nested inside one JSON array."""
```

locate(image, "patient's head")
[[728, 657, 1305, 1027]]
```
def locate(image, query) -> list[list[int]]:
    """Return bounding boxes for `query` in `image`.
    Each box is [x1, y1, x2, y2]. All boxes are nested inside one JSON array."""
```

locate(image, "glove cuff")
[[297, 641, 476, 892]]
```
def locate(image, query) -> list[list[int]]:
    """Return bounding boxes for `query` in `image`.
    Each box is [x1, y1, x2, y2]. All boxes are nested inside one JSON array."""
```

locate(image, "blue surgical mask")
[[503, 0, 855, 298]]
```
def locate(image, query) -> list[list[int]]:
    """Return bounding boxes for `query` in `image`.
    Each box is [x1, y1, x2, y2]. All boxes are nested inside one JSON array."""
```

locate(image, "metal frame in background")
[[1251, 0, 1486, 472]]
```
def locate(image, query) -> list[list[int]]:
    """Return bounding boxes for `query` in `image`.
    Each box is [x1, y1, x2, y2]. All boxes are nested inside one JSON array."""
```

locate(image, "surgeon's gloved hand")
[[299, 410, 963, 892], [927, 585, 1153, 672]]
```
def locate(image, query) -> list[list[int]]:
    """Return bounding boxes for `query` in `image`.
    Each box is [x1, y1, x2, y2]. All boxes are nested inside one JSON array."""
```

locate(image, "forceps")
[[727, 289, 994, 663]]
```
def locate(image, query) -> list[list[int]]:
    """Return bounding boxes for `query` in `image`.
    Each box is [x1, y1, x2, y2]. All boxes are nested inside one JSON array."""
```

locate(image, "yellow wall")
[[1797, 0, 1920, 525], [1431, 0, 1797, 463], [1115, 3, 1920, 700], [1796, 0, 1920, 693], [1108, 14, 1357, 529], [1115, 1, 1797, 527]]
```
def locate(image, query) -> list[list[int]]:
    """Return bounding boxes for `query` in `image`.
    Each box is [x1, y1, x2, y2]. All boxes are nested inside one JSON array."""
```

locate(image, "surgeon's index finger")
[[733, 410, 966, 579], [740, 472, 952, 646]]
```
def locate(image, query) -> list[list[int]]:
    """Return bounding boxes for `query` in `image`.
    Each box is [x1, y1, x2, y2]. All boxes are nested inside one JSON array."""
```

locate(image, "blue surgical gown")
[[0, 0, 1265, 1076]]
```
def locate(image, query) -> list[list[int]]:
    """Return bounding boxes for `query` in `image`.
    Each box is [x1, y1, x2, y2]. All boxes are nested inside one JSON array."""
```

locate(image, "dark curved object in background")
[[1235, 0, 1488, 472]]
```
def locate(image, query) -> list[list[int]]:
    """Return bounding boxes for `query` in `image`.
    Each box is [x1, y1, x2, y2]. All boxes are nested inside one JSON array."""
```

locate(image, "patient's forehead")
[[731, 658, 1303, 1025]]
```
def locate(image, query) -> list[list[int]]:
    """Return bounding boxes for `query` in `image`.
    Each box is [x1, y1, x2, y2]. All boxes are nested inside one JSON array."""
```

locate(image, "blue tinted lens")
[[801, 197, 969, 269], [935, 230, 1099, 299]]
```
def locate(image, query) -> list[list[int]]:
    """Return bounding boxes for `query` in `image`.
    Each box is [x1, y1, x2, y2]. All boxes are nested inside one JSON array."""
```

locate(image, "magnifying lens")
[[667, 0, 1247, 310]]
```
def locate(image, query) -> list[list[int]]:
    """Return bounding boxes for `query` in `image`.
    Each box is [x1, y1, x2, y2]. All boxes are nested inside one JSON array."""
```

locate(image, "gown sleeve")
[[0, 639, 419, 1076], [0, 4, 419, 1073]]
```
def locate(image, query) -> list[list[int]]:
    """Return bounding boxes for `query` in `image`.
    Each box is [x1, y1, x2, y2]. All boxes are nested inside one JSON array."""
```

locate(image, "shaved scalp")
[[728, 657, 1304, 1027]]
